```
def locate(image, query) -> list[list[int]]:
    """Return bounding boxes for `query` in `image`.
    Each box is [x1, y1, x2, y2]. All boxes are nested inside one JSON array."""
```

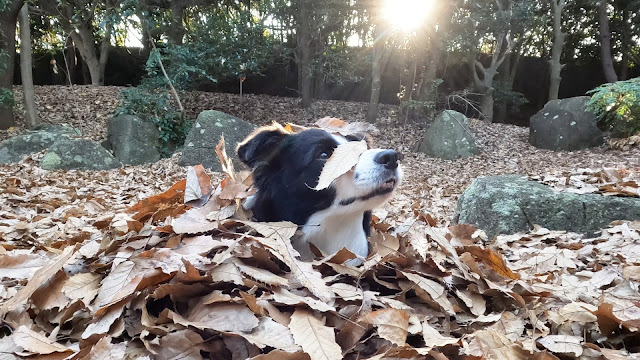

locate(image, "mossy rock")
[[0, 125, 81, 164], [455, 175, 640, 239], [41, 139, 121, 170]]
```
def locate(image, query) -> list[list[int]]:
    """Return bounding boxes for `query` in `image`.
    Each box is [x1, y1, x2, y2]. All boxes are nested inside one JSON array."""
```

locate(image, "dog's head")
[[237, 124, 402, 224]]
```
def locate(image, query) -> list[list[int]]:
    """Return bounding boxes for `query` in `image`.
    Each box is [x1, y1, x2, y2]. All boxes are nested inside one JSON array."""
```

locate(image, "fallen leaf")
[[289, 309, 342, 360], [314, 140, 367, 190], [360, 308, 410, 346]]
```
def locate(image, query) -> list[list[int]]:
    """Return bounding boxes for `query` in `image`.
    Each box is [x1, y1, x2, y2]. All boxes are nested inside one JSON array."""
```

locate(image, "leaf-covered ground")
[[1, 86, 640, 359]]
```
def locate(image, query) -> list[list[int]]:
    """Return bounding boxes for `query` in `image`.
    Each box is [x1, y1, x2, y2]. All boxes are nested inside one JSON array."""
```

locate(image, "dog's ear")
[[237, 124, 289, 168]]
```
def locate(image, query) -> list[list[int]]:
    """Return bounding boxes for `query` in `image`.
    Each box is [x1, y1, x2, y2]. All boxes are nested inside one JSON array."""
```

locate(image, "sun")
[[382, 0, 434, 33]]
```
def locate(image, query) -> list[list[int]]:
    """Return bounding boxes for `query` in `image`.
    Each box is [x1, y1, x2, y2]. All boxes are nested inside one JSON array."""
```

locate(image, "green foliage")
[[586, 78, 640, 138], [0, 87, 13, 109], [115, 78, 190, 156], [494, 81, 529, 111], [152, 9, 280, 90]]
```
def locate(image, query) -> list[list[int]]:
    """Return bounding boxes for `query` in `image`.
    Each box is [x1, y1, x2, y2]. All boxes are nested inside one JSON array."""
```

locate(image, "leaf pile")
[[2, 143, 640, 359], [531, 168, 640, 197]]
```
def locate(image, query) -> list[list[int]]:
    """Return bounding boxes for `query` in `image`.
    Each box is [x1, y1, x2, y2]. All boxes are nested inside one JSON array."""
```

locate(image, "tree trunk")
[[597, 0, 618, 83], [168, 3, 186, 45], [479, 91, 495, 122], [64, 35, 77, 85], [471, 32, 513, 122], [0, 0, 22, 129], [296, 1, 313, 108], [366, 36, 390, 123], [18, 3, 37, 129], [70, 27, 103, 85], [548, 0, 566, 101], [619, 9, 629, 81], [495, 52, 521, 123]]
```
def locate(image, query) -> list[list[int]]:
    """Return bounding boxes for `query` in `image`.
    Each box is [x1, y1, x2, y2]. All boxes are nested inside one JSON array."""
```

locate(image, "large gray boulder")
[[104, 115, 161, 165], [178, 110, 256, 171], [415, 110, 479, 160], [0, 125, 80, 164], [41, 139, 122, 170], [454, 175, 640, 239], [529, 96, 604, 151]]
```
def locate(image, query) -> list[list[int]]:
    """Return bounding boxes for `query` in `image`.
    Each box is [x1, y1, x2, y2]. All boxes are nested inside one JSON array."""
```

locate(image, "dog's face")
[[237, 124, 402, 225]]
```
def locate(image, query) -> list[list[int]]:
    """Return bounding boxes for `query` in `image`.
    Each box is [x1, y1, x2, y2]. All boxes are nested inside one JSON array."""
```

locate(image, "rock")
[[415, 110, 479, 160], [178, 110, 256, 171], [529, 96, 604, 151], [105, 115, 161, 165], [454, 175, 640, 239], [41, 139, 122, 170], [0, 125, 81, 164]]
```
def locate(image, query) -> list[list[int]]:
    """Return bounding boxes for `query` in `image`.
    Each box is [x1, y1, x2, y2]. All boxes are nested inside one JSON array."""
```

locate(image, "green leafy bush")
[[494, 81, 529, 111], [115, 78, 191, 156], [587, 78, 640, 138]]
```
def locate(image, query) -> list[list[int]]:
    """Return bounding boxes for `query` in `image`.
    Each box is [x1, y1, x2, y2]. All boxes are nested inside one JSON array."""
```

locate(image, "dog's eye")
[[318, 152, 329, 159]]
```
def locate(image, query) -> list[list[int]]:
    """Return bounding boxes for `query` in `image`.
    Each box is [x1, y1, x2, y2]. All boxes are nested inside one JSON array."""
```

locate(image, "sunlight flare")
[[382, 0, 434, 32]]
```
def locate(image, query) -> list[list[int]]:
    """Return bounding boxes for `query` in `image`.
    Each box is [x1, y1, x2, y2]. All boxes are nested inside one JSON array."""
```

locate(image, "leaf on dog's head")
[[184, 165, 213, 206], [284, 123, 308, 133], [315, 117, 379, 137], [314, 140, 367, 191]]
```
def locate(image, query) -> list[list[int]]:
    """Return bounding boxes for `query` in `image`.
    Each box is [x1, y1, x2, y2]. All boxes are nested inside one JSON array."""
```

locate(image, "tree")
[[19, 3, 37, 128], [597, 0, 618, 82], [548, 0, 566, 100], [39, 0, 120, 85], [366, 25, 390, 123], [454, 0, 534, 122], [0, 0, 23, 129]]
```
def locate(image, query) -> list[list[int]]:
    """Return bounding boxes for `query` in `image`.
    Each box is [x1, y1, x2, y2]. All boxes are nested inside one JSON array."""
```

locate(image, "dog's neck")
[[295, 208, 368, 265]]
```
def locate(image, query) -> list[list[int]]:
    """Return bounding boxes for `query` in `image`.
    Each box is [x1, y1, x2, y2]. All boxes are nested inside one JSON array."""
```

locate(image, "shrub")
[[115, 78, 191, 156], [586, 78, 640, 138]]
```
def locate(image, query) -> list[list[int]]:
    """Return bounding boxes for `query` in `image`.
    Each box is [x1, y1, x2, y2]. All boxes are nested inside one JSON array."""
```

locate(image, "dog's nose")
[[374, 150, 399, 170]]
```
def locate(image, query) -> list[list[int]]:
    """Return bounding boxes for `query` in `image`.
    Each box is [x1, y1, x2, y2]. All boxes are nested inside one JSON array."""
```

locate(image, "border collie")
[[237, 124, 402, 265]]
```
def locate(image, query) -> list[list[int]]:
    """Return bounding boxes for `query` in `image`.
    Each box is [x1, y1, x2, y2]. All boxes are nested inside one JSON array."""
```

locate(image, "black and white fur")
[[237, 124, 402, 264]]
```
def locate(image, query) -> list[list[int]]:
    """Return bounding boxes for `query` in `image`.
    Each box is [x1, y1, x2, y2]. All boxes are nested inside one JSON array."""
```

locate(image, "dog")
[[237, 124, 402, 265]]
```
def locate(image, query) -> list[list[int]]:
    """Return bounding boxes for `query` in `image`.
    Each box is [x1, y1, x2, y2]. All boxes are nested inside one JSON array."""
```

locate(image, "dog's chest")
[[294, 209, 369, 264]]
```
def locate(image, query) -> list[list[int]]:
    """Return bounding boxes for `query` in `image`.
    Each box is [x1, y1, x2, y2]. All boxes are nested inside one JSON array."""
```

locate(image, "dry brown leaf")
[[421, 321, 459, 347], [360, 308, 410, 346], [174, 302, 259, 332], [0, 245, 76, 317], [401, 271, 455, 315], [289, 309, 342, 360], [248, 350, 311, 360], [233, 259, 290, 286], [463, 246, 520, 280], [76, 336, 126, 360], [0, 252, 49, 280], [92, 255, 174, 314], [236, 317, 301, 352], [62, 272, 101, 304], [127, 179, 187, 221], [242, 221, 334, 303], [537, 335, 583, 357], [13, 325, 73, 355], [215, 135, 236, 179], [147, 329, 205, 360], [314, 140, 367, 190], [184, 164, 213, 206]]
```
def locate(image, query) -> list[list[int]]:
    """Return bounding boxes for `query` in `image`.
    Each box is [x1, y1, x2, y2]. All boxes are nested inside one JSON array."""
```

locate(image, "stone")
[[529, 96, 604, 151], [178, 110, 256, 171], [415, 110, 479, 160], [454, 175, 640, 239], [40, 139, 122, 170], [0, 124, 81, 164], [104, 115, 161, 165]]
